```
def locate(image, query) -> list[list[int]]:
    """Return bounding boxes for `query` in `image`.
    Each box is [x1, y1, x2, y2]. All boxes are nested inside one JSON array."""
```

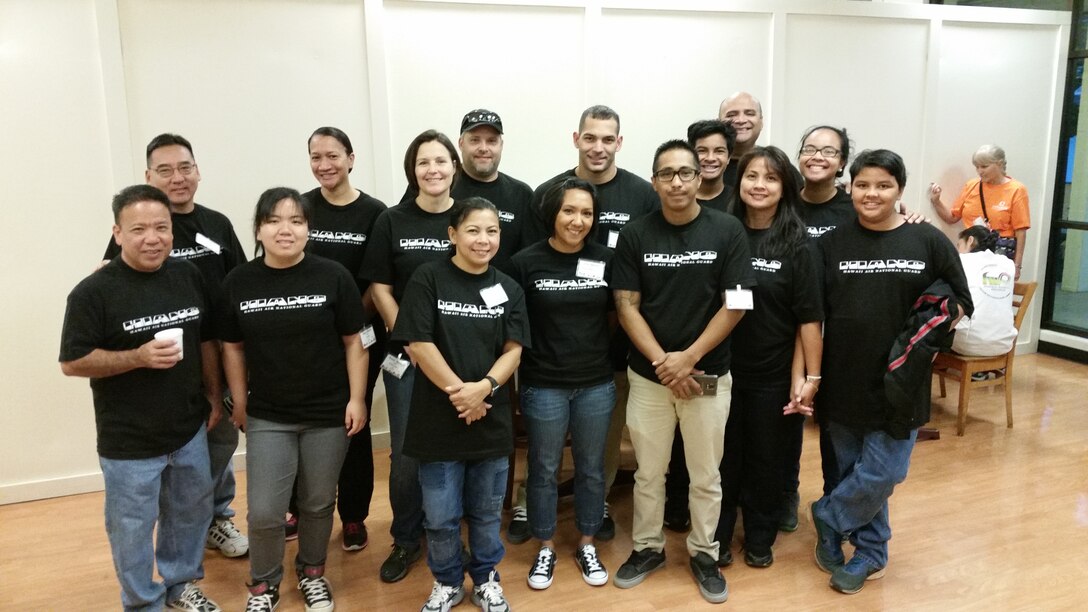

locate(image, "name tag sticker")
[[195, 232, 222, 254], [359, 325, 377, 349], [724, 285, 754, 310], [607, 230, 620, 249], [380, 353, 409, 379], [480, 284, 509, 308], [576, 258, 606, 281]]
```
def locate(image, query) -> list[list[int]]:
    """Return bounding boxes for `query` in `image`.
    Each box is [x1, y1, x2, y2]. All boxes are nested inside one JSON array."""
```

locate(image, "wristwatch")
[[485, 375, 500, 397]]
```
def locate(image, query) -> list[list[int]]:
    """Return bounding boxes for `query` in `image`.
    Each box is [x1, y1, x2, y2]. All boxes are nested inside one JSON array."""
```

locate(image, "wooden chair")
[[932, 281, 1037, 436]]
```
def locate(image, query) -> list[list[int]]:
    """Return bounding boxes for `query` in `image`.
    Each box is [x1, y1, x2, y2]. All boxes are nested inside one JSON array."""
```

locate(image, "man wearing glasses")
[[611, 140, 754, 604], [100, 134, 250, 562]]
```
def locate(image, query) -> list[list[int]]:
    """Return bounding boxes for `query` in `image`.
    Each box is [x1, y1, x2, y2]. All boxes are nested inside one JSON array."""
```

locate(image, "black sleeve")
[[361, 212, 394, 285], [59, 283, 103, 362], [522, 186, 550, 248], [225, 226, 249, 270], [790, 244, 824, 324], [934, 231, 974, 318], [217, 273, 243, 343], [333, 265, 366, 336], [196, 269, 219, 342], [611, 228, 641, 292], [719, 221, 757, 290], [503, 283, 532, 349], [390, 267, 437, 344]]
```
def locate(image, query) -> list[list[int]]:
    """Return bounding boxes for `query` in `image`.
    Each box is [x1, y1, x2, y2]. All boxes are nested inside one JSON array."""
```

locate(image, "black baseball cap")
[[460, 109, 503, 135]]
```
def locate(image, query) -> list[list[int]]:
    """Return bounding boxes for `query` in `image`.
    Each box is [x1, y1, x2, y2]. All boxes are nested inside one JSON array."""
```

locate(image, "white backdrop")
[[0, 0, 1069, 502]]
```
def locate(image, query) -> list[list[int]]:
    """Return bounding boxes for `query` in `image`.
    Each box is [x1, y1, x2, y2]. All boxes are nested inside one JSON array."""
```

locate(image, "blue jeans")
[[419, 457, 508, 587], [522, 381, 615, 540], [814, 422, 918, 568], [206, 415, 238, 519], [99, 428, 212, 612], [385, 366, 424, 548]]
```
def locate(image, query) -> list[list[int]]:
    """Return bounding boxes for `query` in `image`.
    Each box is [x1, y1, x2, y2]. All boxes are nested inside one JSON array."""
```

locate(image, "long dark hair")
[[728, 146, 806, 259], [959, 225, 999, 253]]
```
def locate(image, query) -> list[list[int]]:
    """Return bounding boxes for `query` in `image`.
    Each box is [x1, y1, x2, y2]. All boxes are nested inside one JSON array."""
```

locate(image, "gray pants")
[[246, 416, 348, 586]]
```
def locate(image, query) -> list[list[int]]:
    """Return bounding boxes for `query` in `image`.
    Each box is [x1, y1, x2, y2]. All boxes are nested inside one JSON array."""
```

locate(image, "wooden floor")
[[4, 353, 1088, 611]]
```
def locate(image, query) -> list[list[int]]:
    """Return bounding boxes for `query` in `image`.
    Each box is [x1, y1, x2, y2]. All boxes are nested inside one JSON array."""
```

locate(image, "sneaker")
[[779, 491, 800, 532], [244, 582, 280, 612], [471, 572, 509, 612], [421, 581, 464, 612], [744, 547, 774, 568], [597, 502, 616, 541], [284, 513, 299, 541], [830, 555, 886, 594], [167, 583, 222, 611], [575, 544, 608, 586], [717, 547, 734, 568], [613, 548, 665, 589], [341, 521, 368, 551], [506, 505, 531, 544], [297, 568, 334, 612], [380, 543, 422, 583], [689, 552, 728, 604], [527, 546, 556, 590], [810, 502, 845, 573], [206, 517, 249, 558]]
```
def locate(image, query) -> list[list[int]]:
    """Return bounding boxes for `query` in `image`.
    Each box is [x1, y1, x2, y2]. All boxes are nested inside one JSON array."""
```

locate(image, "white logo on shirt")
[[399, 238, 451, 251], [643, 251, 718, 267], [751, 258, 782, 272], [599, 212, 631, 224], [839, 259, 925, 274], [806, 226, 836, 238], [532, 278, 608, 291], [437, 300, 504, 318], [240, 295, 327, 313], [498, 211, 515, 223], [310, 230, 366, 244], [122, 306, 201, 333], [171, 246, 213, 259]]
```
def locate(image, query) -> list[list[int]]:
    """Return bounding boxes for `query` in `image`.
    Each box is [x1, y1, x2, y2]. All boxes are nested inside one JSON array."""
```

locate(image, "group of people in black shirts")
[[60, 94, 975, 612]]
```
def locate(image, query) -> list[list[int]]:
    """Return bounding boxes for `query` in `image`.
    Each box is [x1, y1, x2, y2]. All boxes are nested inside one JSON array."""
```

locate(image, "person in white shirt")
[[952, 225, 1018, 358]]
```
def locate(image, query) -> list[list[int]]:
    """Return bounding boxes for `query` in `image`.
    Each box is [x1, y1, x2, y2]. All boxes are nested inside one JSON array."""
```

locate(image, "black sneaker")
[[810, 502, 845, 574], [744, 548, 774, 568], [575, 544, 608, 586], [341, 521, 368, 551], [829, 555, 886, 594], [527, 546, 556, 590], [717, 547, 734, 568], [244, 582, 280, 612], [506, 505, 530, 544], [597, 502, 616, 541], [689, 552, 728, 604], [380, 543, 422, 583], [297, 572, 333, 612], [663, 509, 691, 533], [779, 491, 800, 532], [613, 549, 665, 589]]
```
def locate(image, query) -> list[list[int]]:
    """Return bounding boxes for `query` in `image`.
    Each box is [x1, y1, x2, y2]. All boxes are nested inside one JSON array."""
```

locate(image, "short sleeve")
[[361, 211, 394, 284], [390, 266, 437, 344], [951, 182, 972, 219], [59, 283, 103, 362], [718, 219, 757, 290], [611, 227, 641, 292], [789, 244, 824, 324], [502, 282, 532, 350], [333, 265, 366, 336], [1010, 184, 1031, 230]]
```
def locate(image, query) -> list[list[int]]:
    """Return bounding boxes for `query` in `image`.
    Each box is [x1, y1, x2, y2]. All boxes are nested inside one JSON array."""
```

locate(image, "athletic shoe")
[[284, 513, 299, 541], [597, 502, 616, 541], [527, 546, 556, 590], [779, 491, 800, 532], [380, 543, 422, 583], [575, 544, 608, 586], [421, 581, 464, 612], [297, 569, 334, 612], [717, 547, 734, 568], [689, 552, 728, 604], [206, 517, 249, 558], [471, 571, 509, 612], [342, 521, 368, 551], [744, 548, 774, 568], [166, 583, 222, 611], [244, 582, 280, 612], [506, 505, 530, 544], [810, 502, 845, 573], [830, 555, 886, 594], [613, 549, 665, 589]]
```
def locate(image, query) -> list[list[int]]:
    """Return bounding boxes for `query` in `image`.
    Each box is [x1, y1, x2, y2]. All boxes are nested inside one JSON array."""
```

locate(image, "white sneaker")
[[575, 544, 609, 586], [167, 582, 222, 612], [297, 574, 334, 612], [527, 546, 556, 590], [472, 572, 509, 612], [206, 517, 249, 557], [421, 581, 464, 612]]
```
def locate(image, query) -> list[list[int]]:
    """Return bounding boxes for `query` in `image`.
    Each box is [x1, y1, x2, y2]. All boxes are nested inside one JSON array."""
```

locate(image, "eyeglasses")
[[151, 163, 197, 179], [653, 168, 699, 182], [799, 145, 840, 159]]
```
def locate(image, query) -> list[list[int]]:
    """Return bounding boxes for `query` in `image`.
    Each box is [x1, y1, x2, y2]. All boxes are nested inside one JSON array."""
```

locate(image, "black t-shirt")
[[303, 187, 387, 293], [612, 207, 756, 380], [817, 221, 972, 432], [360, 200, 453, 303], [509, 240, 614, 389], [730, 228, 823, 387], [698, 184, 734, 214], [102, 204, 247, 288], [59, 258, 213, 459], [219, 255, 365, 427], [392, 260, 531, 462], [524, 168, 659, 248], [801, 188, 855, 240]]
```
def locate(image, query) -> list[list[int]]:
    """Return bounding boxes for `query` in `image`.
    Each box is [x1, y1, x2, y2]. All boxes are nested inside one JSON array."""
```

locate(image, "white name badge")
[[380, 353, 409, 379], [607, 230, 620, 249], [195, 232, 222, 255], [359, 325, 377, 349], [576, 258, 606, 281], [724, 285, 754, 310], [480, 283, 509, 308]]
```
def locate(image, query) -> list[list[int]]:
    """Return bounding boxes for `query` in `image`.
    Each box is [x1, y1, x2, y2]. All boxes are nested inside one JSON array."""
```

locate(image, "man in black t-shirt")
[[688, 119, 737, 213], [611, 141, 754, 604], [99, 134, 249, 559], [61, 185, 223, 611]]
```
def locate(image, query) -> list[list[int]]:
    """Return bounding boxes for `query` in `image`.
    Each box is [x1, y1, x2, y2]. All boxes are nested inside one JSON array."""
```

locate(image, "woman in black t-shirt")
[[393, 198, 530, 612], [509, 179, 615, 591], [720, 147, 824, 568], [797, 125, 856, 239], [221, 188, 368, 612]]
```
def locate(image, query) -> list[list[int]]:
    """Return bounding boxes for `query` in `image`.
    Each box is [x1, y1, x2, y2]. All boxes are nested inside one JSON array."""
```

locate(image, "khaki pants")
[[626, 368, 731, 558]]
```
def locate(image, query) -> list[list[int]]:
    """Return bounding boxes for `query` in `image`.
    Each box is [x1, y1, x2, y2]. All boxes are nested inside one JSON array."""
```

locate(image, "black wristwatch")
[[485, 375, 500, 397]]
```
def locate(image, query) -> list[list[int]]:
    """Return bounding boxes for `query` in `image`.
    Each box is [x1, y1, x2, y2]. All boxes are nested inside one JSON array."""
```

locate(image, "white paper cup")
[[154, 327, 184, 360]]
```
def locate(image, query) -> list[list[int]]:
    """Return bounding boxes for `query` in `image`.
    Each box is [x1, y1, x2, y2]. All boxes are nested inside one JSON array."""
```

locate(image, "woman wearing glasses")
[[797, 126, 855, 240]]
